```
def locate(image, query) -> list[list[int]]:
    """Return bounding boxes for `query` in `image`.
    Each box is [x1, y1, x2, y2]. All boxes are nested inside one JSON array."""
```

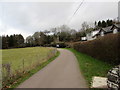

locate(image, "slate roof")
[[114, 24, 120, 28], [92, 24, 120, 38], [102, 26, 113, 33]]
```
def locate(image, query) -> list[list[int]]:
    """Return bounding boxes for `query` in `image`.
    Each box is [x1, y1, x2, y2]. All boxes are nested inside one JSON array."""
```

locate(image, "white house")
[[81, 24, 120, 41], [92, 24, 120, 39], [81, 30, 99, 41], [86, 30, 100, 41], [81, 37, 87, 41]]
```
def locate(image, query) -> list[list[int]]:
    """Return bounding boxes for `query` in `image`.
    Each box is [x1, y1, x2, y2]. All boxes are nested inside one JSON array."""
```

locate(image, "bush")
[[73, 33, 120, 65]]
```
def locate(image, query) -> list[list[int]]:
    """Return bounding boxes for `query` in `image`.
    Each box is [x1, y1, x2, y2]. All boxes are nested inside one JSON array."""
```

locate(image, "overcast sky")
[[0, 0, 119, 38]]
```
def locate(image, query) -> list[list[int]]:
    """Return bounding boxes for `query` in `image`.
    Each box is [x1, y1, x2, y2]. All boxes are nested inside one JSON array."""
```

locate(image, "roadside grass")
[[67, 48, 113, 87], [10, 50, 60, 88]]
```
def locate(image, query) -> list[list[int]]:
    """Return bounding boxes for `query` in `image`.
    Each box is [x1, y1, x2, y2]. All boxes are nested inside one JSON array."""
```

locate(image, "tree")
[[39, 32, 47, 45], [81, 22, 89, 32], [0, 36, 2, 49], [70, 29, 77, 35], [26, 35, 35, 47], [95, 21, 97, 27], [17, 34, 24, 47], [86, 28, 94, 33], [9, 35, 14, 47], [102, 20, 107, 27], [2, 36, 9, 49], [59, 25, 70, 32], [32, 32, 48, 46], [43, 30, 50, 35], [107, 19, 113, 26], [33, 32, 41, 46], [51, 28, 58, 35], [46, 35, 54, 44], [98, 21, 102, 27]]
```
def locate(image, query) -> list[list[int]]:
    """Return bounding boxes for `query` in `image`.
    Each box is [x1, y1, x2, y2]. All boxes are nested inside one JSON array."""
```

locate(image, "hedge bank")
[[73, 33, 120, 65]]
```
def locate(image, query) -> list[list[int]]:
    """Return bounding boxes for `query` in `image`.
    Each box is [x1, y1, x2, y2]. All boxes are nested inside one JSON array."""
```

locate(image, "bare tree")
[[81, 22, 89, 34]]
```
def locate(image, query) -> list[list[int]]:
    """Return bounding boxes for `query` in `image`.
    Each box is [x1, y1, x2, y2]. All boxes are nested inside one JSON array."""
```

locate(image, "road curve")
[[17, 49, 88, 88]]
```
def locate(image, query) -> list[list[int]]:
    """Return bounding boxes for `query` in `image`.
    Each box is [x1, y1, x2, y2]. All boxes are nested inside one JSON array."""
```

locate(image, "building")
[[86, 30, 99, 40], [81, 24, 120, 41], [92, 24, 120, 39], [81, 30, 99, 41], [81, 37, 87, 41]]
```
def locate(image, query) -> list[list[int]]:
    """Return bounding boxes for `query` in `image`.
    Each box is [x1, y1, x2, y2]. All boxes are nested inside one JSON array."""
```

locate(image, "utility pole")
[[118, 1, 120, 22]]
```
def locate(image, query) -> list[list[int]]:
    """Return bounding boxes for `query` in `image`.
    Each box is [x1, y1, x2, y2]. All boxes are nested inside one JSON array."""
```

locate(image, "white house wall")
[[86, 33, 92, 40], [81, 37, 87, 41], [86, 30, 99, 41], [113, 29, 118, 34]]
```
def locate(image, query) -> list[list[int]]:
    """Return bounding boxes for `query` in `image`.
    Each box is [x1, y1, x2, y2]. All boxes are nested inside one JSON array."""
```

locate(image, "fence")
[[2, 48, 57, 88]]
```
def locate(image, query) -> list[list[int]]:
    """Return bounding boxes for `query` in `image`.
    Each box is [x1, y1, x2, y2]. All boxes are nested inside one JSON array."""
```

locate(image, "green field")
[[67, 48, 113, 87], [2, 47, 57, 78]]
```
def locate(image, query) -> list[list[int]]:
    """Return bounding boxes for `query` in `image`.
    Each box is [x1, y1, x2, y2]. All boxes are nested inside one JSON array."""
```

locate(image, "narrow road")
[[17, 49, 88, 88]]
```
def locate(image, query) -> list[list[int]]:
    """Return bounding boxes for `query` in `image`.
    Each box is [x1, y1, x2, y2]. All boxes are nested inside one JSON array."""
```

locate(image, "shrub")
[[73, 33, 120, 65]]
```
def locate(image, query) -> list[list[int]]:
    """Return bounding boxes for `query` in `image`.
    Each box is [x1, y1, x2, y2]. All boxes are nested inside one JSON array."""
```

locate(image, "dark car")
[[56, 42, 66, 48]]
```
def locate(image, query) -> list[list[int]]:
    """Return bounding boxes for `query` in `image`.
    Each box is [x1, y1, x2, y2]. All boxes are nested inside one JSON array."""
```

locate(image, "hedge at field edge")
[[73, 33, 120, 65]]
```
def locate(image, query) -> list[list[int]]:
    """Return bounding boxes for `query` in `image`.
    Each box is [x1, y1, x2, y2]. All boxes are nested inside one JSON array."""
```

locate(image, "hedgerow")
[[73, 33, 120, 65]]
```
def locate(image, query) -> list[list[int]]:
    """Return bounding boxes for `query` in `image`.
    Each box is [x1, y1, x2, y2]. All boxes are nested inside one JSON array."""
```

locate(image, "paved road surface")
[[17, 49, 88, 88]]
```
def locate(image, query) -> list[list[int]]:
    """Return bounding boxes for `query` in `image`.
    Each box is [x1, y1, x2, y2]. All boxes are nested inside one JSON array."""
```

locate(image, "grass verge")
[[7, 50, 60, 89], [66, 48, 113, 87]]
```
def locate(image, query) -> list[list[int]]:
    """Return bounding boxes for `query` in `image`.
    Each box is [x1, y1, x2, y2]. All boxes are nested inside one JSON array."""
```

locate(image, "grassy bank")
[[2, 47, 59, 88], [67, 48, 113, 87]]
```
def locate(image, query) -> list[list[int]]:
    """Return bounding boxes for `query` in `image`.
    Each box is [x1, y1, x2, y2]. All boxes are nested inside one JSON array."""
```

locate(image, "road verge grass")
[[67, 48, 113, 87], [6, 50, 60, 89]]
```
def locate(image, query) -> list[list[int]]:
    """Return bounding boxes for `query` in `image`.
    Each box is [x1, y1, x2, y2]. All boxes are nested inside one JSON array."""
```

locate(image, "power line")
[[67, 0, 84, 24]]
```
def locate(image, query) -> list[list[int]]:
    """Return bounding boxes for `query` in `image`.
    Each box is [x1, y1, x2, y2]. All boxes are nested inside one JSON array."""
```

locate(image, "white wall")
[[86, 30, 99, 41], [113, 29, 118, 34], [81, 37, 87, 41]]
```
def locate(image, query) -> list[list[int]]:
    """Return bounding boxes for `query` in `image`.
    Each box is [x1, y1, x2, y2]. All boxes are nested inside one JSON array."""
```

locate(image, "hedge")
[[73, 33, 120, 65]]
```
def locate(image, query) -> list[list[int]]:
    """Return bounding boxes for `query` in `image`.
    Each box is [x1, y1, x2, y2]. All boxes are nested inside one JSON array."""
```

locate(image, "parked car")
[[56, 42, 66, 48], [56, 44, 59, 48]]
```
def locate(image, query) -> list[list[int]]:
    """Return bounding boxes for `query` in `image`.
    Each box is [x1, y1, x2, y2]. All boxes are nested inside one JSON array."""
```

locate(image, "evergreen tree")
[[98, 21, 102, 27], [106, 19, 113, 26], [95, 21, 97, 27], [102, 20, 107, 27]]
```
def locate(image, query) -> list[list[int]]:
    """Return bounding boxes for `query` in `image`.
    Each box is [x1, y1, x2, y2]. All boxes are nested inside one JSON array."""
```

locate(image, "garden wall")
[[73, 33, 120, 65]]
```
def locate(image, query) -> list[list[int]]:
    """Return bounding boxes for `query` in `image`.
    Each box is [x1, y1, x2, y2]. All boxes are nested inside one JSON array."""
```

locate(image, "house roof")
[[92, 30, 99, 36], [92, 26, 112, 37], [102, 26, 113, 33], [92, 24, 120, 38], [92, 29, 101, 38], [113, 24, 120, 29]]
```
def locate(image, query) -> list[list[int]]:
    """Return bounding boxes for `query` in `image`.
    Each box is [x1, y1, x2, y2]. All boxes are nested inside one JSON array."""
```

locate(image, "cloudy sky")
[[0, 0, 119, 38]]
